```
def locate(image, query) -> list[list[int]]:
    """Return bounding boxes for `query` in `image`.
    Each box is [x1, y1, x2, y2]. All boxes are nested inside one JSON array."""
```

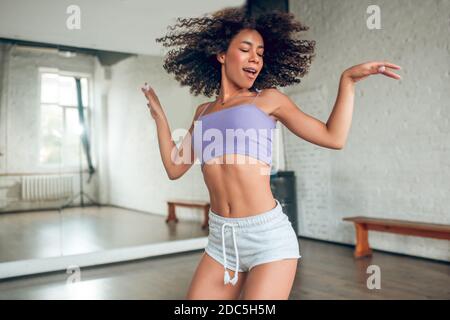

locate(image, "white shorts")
[[204, 198, 301, 285]]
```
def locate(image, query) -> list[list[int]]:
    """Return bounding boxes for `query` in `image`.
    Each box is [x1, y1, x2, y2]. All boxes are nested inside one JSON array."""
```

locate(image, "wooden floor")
[[0, 237, 448, 299]]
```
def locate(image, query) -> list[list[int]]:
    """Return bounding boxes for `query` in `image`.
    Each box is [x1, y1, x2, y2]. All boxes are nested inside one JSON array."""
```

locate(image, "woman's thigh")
[[241, 258, 298, 300], [186, 251, 248, 300]]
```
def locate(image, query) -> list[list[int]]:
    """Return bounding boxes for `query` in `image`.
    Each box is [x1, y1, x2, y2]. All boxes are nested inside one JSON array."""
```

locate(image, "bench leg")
[[354, 223, 373, 258], [201, 205, 210, 229], [166, 203, 179, 224]]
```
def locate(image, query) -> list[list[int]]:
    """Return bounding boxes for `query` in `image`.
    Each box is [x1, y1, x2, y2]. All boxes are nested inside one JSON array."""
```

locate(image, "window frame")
[[37, 67, 94, 171]]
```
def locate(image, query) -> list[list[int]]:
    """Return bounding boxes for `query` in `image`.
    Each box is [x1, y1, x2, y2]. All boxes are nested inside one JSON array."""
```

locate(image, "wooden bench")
[[343, 216, 450, 258], [166, 199, 210, 229]]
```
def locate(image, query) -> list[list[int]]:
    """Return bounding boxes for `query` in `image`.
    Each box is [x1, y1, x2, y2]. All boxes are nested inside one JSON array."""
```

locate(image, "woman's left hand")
[[343, 61, 402, 83]]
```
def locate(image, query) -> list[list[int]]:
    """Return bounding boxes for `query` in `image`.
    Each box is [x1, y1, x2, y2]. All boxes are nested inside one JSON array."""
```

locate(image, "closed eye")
[[240, 49, 264, 57]]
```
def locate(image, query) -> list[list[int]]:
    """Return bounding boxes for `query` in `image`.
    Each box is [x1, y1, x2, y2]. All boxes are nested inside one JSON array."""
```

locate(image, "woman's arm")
[[325, 73, 355, 149], [159, 104, 207, 180], [153, 112, 197, 180], [270, 88, 342, 150], [141, 84, 205, 180], [271, 61, 401, 149]]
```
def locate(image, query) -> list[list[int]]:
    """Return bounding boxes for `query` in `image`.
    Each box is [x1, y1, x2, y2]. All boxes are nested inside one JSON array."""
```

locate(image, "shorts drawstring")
[[221, 223, 239, 286]]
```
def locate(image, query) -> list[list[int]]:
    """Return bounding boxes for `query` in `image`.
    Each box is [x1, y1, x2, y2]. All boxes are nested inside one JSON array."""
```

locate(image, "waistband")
[[208, 198, 283, 227]]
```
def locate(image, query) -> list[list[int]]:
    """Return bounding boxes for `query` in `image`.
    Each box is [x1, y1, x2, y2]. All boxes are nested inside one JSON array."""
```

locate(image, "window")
[[39, 70, 92, 169]]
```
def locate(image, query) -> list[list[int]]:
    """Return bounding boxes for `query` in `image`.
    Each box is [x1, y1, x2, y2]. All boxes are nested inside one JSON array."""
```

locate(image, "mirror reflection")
[[0, 39, 209, 264]]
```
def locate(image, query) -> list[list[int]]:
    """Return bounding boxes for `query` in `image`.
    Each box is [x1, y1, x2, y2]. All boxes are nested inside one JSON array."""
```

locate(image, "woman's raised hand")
[[141, 83, 164, 120], [343, 61, 402, 83]]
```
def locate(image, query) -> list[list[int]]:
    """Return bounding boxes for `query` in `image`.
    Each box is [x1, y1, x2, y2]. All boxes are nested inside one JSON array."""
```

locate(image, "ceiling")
[[0, 0, 245, 56]]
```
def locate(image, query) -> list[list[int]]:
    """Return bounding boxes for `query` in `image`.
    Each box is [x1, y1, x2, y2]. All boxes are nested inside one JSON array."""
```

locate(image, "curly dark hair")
[[155, 5, 316, 98]]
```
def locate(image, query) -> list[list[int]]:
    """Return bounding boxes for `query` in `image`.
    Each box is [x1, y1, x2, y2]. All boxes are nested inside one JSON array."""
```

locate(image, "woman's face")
[[218, 28, 264, 89]]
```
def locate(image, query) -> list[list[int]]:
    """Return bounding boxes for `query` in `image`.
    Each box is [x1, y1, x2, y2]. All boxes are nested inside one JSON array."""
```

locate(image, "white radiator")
[[21, 175, 74, 201]]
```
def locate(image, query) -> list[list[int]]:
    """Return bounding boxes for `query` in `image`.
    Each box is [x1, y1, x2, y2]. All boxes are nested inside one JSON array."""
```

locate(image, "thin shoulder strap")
[[251, 89, 262, 104], [198, 101, 213, 118]]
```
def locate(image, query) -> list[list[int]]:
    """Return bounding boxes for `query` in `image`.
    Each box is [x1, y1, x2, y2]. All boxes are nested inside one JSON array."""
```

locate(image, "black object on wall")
[[270, 170, 298, 236], [245, 0, 289, 17]]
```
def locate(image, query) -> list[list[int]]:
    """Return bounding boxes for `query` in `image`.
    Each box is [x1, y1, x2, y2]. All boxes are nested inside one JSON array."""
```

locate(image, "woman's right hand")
[[141, 83, 164, 120]]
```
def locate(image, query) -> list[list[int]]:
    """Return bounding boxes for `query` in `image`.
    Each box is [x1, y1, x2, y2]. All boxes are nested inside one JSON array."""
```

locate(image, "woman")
[[141, 6, 401, 300]]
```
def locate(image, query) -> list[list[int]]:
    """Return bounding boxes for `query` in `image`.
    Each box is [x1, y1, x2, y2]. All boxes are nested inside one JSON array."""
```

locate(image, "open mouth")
[[242, 67, 257, 79]]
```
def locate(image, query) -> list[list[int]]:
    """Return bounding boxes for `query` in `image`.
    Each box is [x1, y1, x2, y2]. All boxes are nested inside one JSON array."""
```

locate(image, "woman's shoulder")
[[256, 88, 286, 122], [193, 101, 213, 121], [259, 87, 281, 97]]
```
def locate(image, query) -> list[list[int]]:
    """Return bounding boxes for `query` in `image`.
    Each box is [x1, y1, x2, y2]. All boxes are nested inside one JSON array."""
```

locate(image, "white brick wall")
[[287, 0, 450, 261]]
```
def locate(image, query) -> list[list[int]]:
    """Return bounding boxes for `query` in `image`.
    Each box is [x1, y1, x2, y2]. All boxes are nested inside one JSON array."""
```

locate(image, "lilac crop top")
[[192, 89, 276, 167]]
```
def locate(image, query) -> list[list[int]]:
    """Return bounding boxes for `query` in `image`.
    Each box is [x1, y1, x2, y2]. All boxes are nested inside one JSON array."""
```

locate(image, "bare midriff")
[[201, 154, 276, 218]]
